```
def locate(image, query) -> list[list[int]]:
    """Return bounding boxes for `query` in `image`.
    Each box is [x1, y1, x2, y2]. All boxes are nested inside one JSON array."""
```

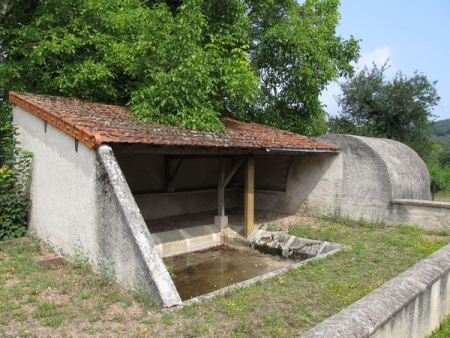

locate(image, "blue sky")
[[321, 0, 450, 121]]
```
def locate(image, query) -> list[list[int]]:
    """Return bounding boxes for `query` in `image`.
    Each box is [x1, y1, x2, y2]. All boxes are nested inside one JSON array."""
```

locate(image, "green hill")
[[432, 119, 450, 150]]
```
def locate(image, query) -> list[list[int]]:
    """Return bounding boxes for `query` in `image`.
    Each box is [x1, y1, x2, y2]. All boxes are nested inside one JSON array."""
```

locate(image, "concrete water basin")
[[164, 244, 293, 300], [156, 226, 345, 302]]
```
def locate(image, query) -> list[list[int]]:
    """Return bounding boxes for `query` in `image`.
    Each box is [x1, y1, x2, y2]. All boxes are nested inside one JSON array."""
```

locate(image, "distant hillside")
[[432, 119, 450, 150]]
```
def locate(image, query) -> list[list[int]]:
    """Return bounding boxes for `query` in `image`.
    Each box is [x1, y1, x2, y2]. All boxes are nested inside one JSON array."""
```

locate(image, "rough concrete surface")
[[390, 199, 450, 230], [96, 146, 181, 307], [358, 136, 430, 200], [252, 151, 342, 217], [249, 229, 343, 261], [299, 135, 431, 222]]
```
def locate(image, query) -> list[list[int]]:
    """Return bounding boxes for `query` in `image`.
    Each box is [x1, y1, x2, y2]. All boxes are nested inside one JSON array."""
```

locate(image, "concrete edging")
[[392, 199, 450, 209], [301, 243, 450, 338], [389, 199, 450, 230]]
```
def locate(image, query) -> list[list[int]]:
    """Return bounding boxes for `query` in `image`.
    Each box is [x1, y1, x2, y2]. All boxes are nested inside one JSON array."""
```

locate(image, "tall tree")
[[242, 0, 359, 135], [0, 0, 359, 134], [328, 63, 440, 160]]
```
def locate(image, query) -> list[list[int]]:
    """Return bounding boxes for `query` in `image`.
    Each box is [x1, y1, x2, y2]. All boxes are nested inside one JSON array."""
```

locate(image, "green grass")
[[434, 190, 450, 202], [427, 316, 450, 337], [162, 312, 174, 326], [0, 237, 158, 336], [1, 217, 450, 337]]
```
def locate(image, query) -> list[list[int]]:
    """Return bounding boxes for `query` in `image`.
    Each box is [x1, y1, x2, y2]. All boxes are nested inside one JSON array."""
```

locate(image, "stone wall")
[[254, 152, 342, 215], [96, 146, 181, 307]]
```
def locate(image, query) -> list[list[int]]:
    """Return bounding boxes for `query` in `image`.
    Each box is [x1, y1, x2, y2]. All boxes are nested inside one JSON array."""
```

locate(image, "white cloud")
[[356, 45, 394, 74]]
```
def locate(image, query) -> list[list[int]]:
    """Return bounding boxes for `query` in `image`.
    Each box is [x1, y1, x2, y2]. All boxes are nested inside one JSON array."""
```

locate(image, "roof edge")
[[9, 91, 103, 149], [265, 147, 339, 154]]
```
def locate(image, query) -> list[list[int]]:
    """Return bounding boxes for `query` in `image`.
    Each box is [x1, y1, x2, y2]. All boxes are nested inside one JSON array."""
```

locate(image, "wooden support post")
[[164, 155, 169, 189], [217, 156, 225, 217], [169, 158, 184, 186], [215, 157, 244, 229], [224, 158, 245, 188], [244, 156, 255, 237], [215, 156, 228, 229]]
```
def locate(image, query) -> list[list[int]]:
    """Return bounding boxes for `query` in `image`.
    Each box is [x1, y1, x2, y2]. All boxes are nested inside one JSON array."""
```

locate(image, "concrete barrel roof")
[[294, 134, 431, 222], [320, 134, 431, 201]]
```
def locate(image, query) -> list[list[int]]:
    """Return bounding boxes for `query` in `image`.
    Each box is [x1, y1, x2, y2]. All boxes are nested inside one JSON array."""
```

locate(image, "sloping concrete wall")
[[96, 146, 181, 306], [13, 106, 181, 307], [302, 243, 450, 338]]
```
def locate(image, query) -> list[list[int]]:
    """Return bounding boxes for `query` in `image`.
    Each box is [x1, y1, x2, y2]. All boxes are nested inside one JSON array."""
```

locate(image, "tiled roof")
[[10, 91, 338, 153]]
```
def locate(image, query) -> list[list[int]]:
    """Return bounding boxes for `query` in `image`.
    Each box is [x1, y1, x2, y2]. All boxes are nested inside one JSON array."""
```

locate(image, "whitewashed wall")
[[13, 106, 99, 258]]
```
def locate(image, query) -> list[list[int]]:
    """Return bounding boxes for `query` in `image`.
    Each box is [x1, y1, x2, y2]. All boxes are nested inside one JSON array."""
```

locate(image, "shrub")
[[0, 113, 33, 240], [428, 163, 450, 200]]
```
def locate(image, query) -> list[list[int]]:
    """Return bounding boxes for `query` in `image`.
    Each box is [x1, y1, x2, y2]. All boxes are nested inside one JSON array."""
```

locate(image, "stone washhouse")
[[10, 91, 432, 306]]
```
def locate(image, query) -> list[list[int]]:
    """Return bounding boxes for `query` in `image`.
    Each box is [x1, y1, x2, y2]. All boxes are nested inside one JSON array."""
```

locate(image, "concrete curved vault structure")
[[297, 134, 431, 221], [253, 134, 428, 220]]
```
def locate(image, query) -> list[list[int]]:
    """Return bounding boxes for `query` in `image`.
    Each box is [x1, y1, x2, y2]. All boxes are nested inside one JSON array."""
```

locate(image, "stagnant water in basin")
[[163, 245, 293, 300]]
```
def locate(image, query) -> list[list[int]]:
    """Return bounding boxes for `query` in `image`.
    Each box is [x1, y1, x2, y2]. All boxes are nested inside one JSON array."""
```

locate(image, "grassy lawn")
[[1, 216, 449, 337], [427, 316, 450, 338]]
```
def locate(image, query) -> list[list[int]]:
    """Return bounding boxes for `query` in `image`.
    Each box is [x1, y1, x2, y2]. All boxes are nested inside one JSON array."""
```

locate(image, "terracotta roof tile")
[[9, 91, 338, 153]]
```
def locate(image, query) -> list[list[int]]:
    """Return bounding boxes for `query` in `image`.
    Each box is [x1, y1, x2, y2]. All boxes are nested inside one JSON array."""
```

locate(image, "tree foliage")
[[428, 163, 450, 200], [0, 0, 359, 134], [432, 119, 450, 138], [431, 120, 450, 161], [328, 62, 440, 160], [239, 0, 360, 135], [428, 119, 450, 168], [1, 0, 260, 131]]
